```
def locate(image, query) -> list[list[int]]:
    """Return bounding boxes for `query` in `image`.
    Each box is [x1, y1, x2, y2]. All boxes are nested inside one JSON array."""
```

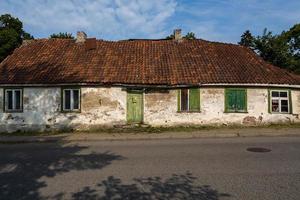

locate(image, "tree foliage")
[[238, 30, 254, 48], [0, 14, 33, 62], [165, 32, 197, 40], [239, 24, 300, 74], [49, 32, 74, 39], [184, 32, 196, 40]]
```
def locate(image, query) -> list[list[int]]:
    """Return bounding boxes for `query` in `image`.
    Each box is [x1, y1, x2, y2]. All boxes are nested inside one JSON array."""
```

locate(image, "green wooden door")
[[127, 91, 143, 123]]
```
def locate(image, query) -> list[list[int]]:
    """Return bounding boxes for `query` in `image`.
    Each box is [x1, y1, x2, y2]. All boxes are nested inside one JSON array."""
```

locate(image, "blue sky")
[[1, 0, 300, 43]]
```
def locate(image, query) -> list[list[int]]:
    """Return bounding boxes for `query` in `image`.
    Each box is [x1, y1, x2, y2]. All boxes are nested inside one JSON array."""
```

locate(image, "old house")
[[0, 30, 300, 133]]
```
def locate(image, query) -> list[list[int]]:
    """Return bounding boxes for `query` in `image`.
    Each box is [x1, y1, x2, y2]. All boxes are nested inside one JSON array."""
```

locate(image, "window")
[[62, 88, 80, 111], [270, 90, 290, 113], [4, 89, 23, 112], [178, 88, 200, 112], [225, 89, 247, 113]]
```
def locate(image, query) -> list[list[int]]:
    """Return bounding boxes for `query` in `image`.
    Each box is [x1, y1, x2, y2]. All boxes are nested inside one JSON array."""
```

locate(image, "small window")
[[62, 88, 80, 111], [5, 89, 23, 112], [225, 89, 247, 113], [270, 90, 290, 113], [178, 88, 200, 112]]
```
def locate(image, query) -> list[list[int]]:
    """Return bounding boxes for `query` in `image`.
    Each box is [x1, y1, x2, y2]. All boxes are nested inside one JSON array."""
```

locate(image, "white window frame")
[[62, 89, 80, 112], [270, 90, 289, 113], [4, 89, 23, 112]]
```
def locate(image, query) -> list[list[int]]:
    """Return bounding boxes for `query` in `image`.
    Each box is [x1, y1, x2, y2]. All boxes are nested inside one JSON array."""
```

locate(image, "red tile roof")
[[1, 38, 300, 86]]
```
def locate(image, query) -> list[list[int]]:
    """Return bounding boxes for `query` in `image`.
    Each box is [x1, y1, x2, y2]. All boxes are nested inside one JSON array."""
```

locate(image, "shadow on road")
[[71, 172, 231, 200], [0, 142, 124, 200]]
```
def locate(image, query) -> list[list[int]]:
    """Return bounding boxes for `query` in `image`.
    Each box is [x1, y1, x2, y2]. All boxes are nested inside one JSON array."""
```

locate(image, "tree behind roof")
[[0, 14, 34, 62], [50, 32, 74, 39], [239, 24, 300, 74], [165, 32, 197, 40]]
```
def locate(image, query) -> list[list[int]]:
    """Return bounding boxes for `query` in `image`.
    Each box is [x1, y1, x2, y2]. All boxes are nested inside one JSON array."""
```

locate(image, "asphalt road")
[[0, 136, 300, 200]]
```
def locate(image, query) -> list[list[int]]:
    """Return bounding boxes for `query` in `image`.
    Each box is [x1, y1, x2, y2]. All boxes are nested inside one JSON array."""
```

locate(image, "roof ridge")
[[21, 38, 244, 47], [197, 38, 243, 47]]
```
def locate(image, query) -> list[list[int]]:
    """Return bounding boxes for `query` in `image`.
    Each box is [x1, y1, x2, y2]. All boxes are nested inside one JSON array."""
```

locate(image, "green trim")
[[60, 87, 81, 113], [289, 90, 293, 114], [268, 89, 292, 114], [3, 87, 24, 113], [224, 88, 247, 113], [268, 89, 271, 113], [177, 90, 180, 112]]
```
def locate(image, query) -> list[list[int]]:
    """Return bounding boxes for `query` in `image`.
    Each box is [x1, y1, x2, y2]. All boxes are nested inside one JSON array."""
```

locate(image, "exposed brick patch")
[[243, 116, 257, 126]]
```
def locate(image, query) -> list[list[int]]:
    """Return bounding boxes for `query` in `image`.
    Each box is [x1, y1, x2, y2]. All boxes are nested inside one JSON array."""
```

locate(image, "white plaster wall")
[[144, 88, 300, 126], [0, 87, 127, 133], [0, 88, 61, 132], [0, 87, 299, 132], [292, 90, 300, 115], [78, 87, 127, 128]]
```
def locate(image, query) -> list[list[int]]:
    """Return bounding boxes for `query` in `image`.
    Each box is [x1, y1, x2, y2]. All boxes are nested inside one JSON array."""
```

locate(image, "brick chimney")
[[76, 31, 87, 43], [22, 39, 34, 46], [174, 29, 182, 42]]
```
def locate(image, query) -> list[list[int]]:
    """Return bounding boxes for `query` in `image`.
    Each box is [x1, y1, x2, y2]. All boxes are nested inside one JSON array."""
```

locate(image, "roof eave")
[[0, 82, 300, 89]]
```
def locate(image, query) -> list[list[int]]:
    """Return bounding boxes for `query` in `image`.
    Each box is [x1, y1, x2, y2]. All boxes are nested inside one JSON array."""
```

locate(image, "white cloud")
[[0, 0, 177, 39], [174, 0, 300, 43], [1, 0, 299, 42]]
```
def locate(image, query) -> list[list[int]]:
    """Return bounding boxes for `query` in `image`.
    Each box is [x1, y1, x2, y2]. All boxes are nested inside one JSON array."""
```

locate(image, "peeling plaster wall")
[[79, 87, 127, 128], [0, 87, 126, 133], [292, 90, 300, 117], [0, 87, 299, 132], [0, 88, 61, 133], [144, 88, 300, 126]]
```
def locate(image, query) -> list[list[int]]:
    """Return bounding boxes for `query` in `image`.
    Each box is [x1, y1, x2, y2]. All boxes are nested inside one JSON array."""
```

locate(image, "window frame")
[[4, 88, 23, 113], [179, 89, 189, 112], [61, 88, 81, 112], [269, 89, 291, 114], [177, 88, 200, 112], [224, 88, 247, 113]]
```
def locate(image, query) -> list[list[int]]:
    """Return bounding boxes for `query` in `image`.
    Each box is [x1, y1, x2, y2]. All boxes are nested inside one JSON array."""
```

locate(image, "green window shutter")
[[225, 89, 246, 112], [226, 89, 236, 112], [189, 88, 200, 111], [177, 90, 181, 111], [235, 90, 246, 112]]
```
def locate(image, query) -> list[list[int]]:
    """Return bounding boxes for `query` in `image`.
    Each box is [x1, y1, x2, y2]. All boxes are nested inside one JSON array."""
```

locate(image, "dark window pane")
[[180, 89, 188, 111], [272, 91, 279, 97], [281, 106, 289, 112], [73, 90, 79, 110], [281, 100, 289, 112], [64, 90, 71, 110], [281, 99, 288, 106], [272, 99, 279, 112], [14, 90, 21, 110], [280, 92, 288, 97], [7, 91, 13, 110]]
